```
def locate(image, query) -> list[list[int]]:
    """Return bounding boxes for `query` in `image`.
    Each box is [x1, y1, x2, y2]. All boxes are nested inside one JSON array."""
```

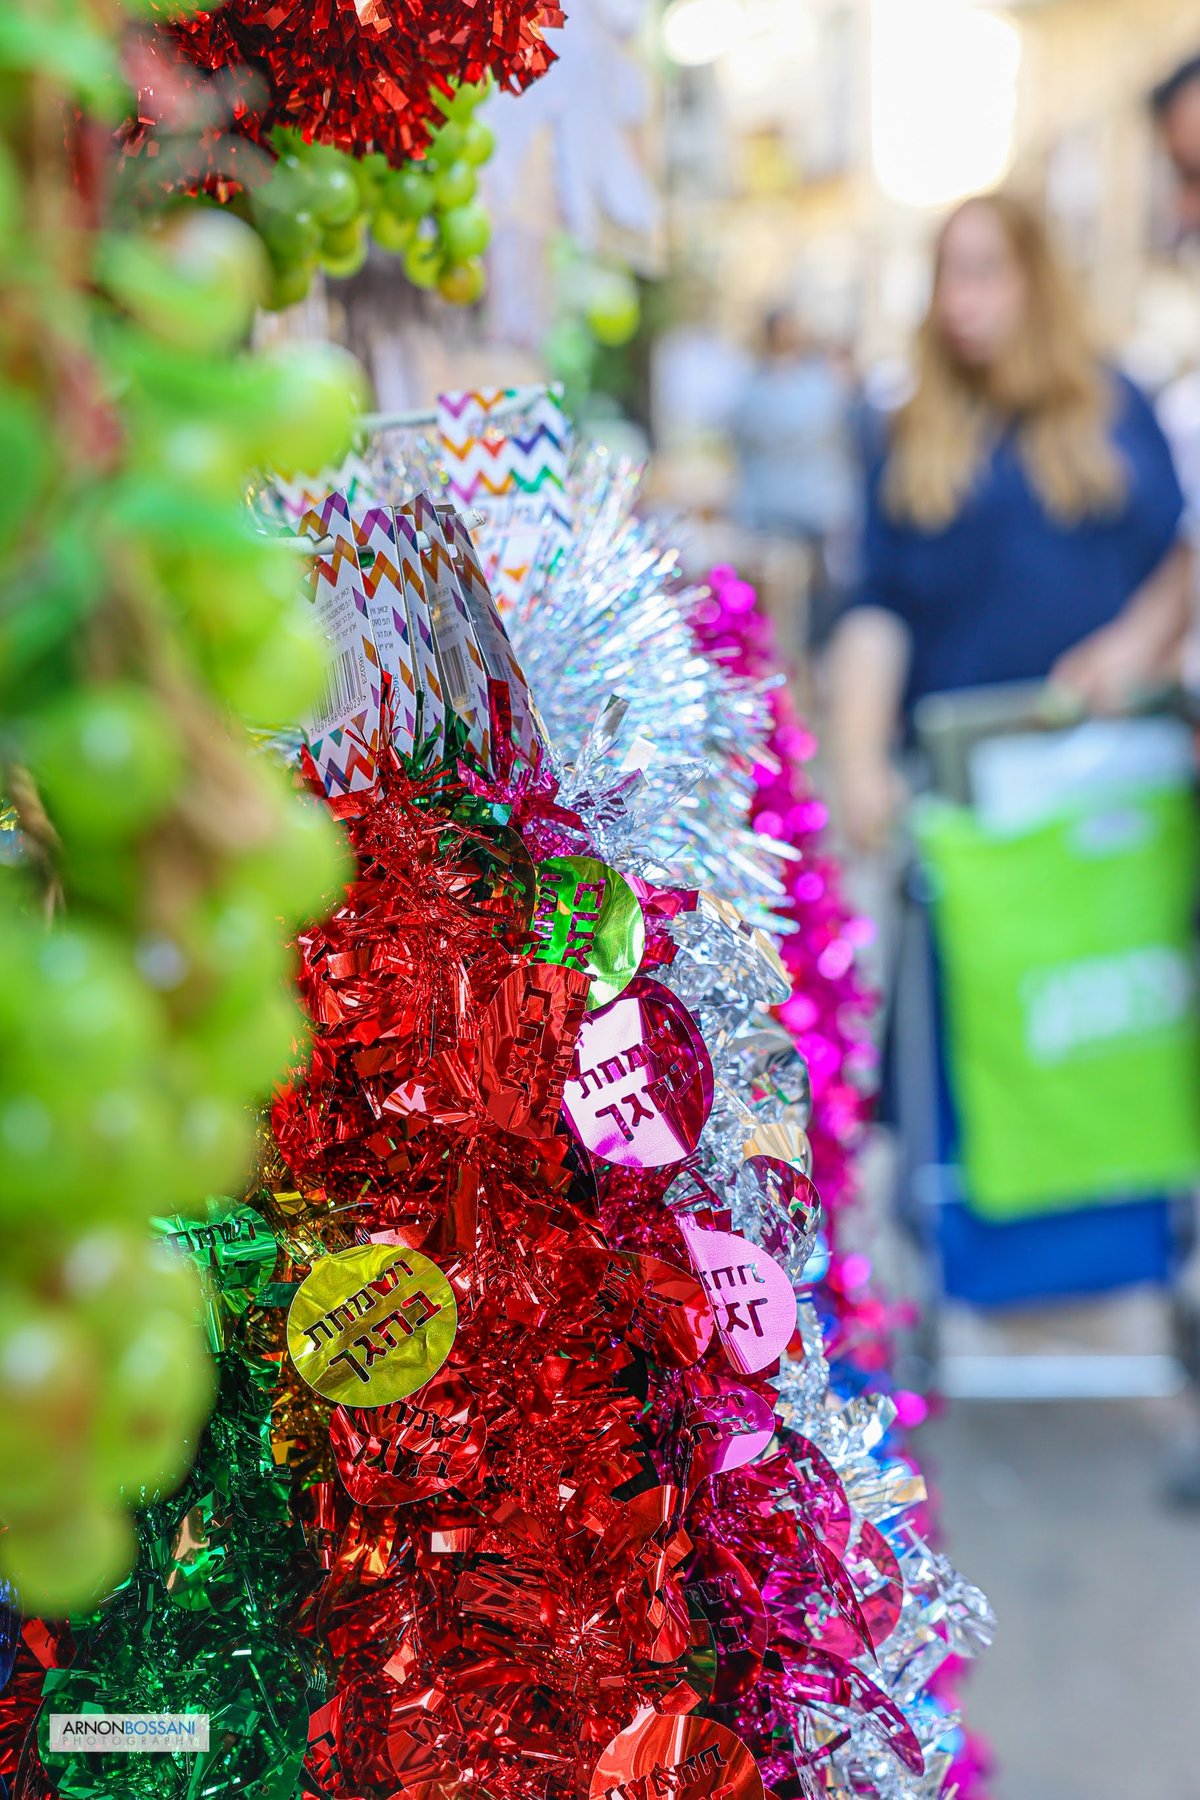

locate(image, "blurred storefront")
[[656, 0, 1200, 450]]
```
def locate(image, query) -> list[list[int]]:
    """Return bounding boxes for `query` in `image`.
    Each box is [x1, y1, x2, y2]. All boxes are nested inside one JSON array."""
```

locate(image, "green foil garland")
[[37, 1212, 317, 1800]]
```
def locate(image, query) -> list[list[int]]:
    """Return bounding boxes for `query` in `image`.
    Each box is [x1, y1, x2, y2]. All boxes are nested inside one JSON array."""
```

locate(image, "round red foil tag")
[[590, 1712, 764, 1800]]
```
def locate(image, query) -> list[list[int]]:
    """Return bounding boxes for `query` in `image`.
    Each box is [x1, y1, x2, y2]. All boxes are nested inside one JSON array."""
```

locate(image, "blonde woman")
[[829, 192, 1189, 851]]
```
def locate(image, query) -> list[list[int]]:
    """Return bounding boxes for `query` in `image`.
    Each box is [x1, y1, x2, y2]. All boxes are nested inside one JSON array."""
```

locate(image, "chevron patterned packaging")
[[435, 386, 572, 615], [392, 506, 447, 757], [254, 453, 378, 529], [437, 506, 544, 766], [298, 493, 381, 797], [349, 504, 420, 759], [411, 493, 493, 769]]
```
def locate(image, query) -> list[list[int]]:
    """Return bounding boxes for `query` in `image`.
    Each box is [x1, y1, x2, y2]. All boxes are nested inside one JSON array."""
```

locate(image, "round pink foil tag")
[[679, 1221, 797, 1375], [563, 976, 714, 1169], [685, 1376, 777, 1481]]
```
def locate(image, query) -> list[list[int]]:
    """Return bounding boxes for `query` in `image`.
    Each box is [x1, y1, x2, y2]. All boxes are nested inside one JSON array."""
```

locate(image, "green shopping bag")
[[915, 783, 1200, 1218]]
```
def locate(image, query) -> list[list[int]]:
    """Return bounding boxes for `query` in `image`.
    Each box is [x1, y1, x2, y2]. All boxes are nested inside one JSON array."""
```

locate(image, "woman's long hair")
[[885, 192, 1125, 531]]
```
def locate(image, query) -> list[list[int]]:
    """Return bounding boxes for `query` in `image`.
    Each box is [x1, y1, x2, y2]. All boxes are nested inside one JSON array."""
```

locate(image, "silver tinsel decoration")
[[265, 419, 994, 1799]]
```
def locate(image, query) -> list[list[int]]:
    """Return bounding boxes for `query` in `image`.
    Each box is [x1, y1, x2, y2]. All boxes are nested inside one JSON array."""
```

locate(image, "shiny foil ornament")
[[286, 1243, 456, 1405], [478, 957, 590, 1136], [741, 1118, 813, 1177], [329, 1369, 485, 1506], [564, 977, 714, 1168], [469, 822, 539, 936], [590, 1712, 764, 1800], [678, 1222, 797, 1376], [684, 1376, 777, 1484], [529, 854, 646, 1009], [557, 1245, 715, 1369], [734, 1155, 821, 1281], [689, 1543, 769, 1703], [168, 0, 564, 166]]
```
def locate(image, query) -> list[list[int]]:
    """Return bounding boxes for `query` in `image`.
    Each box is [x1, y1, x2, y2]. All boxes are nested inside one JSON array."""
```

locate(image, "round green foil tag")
[[529, 855, 645, 1010]]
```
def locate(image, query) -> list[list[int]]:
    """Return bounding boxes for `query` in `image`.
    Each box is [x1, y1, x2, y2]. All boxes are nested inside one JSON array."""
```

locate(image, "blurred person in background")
[[727, 305, 860, 658], [827, 191, 1190, 853], [1154, 53, 1200, 237], [1152, 52, 1200, 694]]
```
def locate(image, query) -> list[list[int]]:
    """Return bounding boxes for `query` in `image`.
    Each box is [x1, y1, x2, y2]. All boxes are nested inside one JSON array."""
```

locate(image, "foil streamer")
[[1, 442, 994, 1800], [165, 0, 563, 166]]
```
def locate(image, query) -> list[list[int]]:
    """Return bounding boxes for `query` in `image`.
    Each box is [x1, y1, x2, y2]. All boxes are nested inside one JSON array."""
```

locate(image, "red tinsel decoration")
[[165, 0, 564, 162], [255, 723, 927, 1800]]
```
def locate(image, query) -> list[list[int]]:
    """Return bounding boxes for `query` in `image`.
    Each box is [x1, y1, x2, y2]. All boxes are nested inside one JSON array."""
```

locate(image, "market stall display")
[[0, 4, 992, 1795]]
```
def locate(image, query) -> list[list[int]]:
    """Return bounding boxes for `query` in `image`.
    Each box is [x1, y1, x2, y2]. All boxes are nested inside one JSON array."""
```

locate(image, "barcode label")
[[311, 645, 367, 736], [439, 639, 472, 712]]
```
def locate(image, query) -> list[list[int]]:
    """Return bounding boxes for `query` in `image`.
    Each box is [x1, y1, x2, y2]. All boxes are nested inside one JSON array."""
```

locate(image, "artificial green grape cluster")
[[542, 239, 643, 412], [251, 82, 496, 309], [0, 18, 361, 1615]]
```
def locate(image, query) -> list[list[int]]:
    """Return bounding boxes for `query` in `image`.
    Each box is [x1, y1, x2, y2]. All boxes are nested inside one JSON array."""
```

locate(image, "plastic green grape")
[[261, 205, 321, 267], [0, 1100, 90, 1216], [438, 201, 490, 262], [174, 1091, 257, 1192], [93, 1311, 214, 1497], [0, 384, 52, 557], [0, 1505, 135, 1615], [321, 240, 370, 279], [429, 120, 467, 163], [255, 154, 316, 222], [307, 163, 361, 228], [351, 153, 388, 211], [264, 262, 313, 311], [0, 1296, 93, 1514], [10, 924, 163, 1079], [438, 258, 487, 305], [164, 531, 296, 662], [55, 839, 141, 918], [385, 166, 436, 220], [79, 1084, 180, 1216], [215, 607, 327, 721], [0, 1084, 172, 1223], [403, 231, 444, 290], [461, 119, 495, 166], [584, 269, 641, 346], [433, 83, 471, 123], [0, 140, 20, 236], [30, 683, 186, 843], [320, 216, 363, 259], [233, 785, 353, 924], [60, 1230, 205, 1344], [186, 984, 306, 1096], [150, 420, 244, 499], [370, 207, 416, 255], [250, 341, 367, 474], [300, 141, 346, 173], [97, 212, 267, 355], [184, 884, 292, 998], [544, 317, 596, 382], [320, 220, 369, 278], [433, 162, 477, 210]]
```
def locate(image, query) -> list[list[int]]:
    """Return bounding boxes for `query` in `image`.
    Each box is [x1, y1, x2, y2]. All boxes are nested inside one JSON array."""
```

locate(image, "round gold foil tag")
[[286, 1243, 456, 1407]]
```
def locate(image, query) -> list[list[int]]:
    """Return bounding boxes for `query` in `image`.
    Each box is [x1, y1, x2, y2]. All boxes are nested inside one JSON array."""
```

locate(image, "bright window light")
[[662, 0, 746, 68], [871, 0, 1022, 209]]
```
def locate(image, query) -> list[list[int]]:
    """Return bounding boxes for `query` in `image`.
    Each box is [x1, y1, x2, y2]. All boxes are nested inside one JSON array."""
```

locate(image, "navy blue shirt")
[[855, 372, 1184, 717]]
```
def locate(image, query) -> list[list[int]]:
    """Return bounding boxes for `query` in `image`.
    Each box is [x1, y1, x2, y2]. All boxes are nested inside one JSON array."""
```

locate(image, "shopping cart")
[[889, 683, 1200, 1414]]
